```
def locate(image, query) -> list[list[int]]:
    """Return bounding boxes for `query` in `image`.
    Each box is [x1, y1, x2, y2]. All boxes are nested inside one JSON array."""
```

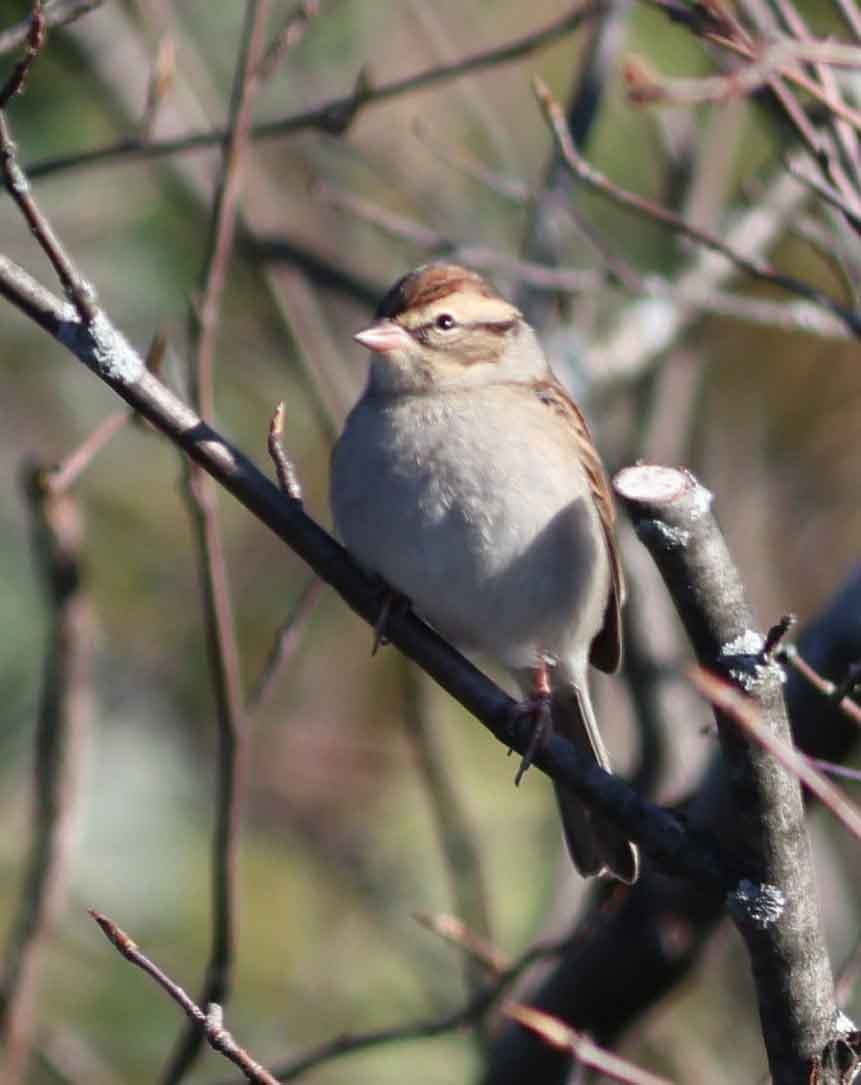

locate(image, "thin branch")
[[0, 7, 97, 324], [413, 118, 532, 203], [25, 2, 603, 181], [90, 912, 281, 1085], [624, 38, 861, 104], [316, 181, 604, 291], [583, 161, 811, 384], [413, 912, 510, 976], [266, 401, 302, 501], [836, 932, 861, 1007], [0, 0, 102, 57], [0, 465, 91, 1081], [504, 1004, 673, 1085], [533, 76, 861, 336], [163, 3, 270, 1082], [246, 576, 321, 713], [257, 938, 567, 1083], [139, 34, 175, 141], [777, 645, 861, 725], [43, 410, 129, 493], [0, 0, 45, 106], [256, 0, 319, 84], [518, 0, 635, 327], [691, 668, 861, 841], [807, 758, 861, 784], [401, 664, 494, 1005]]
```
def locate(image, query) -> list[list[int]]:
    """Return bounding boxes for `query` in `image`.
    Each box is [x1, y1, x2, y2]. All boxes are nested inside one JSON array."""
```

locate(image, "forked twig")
[[91, 912, 280, 1085]]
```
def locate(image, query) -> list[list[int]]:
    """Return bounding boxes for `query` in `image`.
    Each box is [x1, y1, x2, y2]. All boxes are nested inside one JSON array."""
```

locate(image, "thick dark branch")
[[482, 567, 861, 1085], [615, 464, 839, 1085]]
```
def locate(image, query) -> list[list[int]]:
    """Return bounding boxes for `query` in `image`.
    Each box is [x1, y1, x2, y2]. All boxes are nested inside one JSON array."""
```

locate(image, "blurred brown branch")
[[0, 0, 101, 58], [533, 76, 861, 336], [401, 664, 493, 1010], [25, 2, 603, 181], [778, 645, 861, 725], [257, 935, 568, 1084], [163, 2, 271, 1081], [690, 667, 861, 841], [504, 1004, 672, 1085], [0, 465, 92, 1082]]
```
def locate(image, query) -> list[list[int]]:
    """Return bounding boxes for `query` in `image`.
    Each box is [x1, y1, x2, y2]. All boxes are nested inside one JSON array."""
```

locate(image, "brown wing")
[[535, 381, 625, 674]]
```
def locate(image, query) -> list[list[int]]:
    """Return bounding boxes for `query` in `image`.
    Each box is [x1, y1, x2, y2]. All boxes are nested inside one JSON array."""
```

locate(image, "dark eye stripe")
[[410, 318, 516, 342]]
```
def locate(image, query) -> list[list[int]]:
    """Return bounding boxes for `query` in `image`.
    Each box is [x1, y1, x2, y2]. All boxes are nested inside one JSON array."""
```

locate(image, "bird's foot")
[[513, 658, 553, 785], [371, 586, 409, 655]]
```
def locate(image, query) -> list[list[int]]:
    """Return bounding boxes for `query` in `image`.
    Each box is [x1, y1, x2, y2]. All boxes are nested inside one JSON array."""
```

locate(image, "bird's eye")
[[435, 313, 456, 331]]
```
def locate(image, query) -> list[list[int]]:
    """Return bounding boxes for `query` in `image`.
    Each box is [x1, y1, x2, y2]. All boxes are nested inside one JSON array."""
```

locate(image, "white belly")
[[331, 385, 608, 670]]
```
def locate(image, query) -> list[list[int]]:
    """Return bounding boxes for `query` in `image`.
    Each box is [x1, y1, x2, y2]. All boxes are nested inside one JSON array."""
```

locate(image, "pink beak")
[[354, 320, 412, 353]]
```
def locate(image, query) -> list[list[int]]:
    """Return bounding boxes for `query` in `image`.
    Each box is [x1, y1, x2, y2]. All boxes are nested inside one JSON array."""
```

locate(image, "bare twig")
[[256, 0, 319, 83], [0, 6, 97, 324], [518, 0, 634, 327], [26, 2, 603, 181], [0, 0, 101, 58], [139, 35, 175, 140], [583, 162, 812, 384], [807, 758, 861, 784], [163, 3, 271, 1082], [246, 576, 321, 713], [777, 645, 861, 725], [761, 613, 797, 661], [784, 155, 861, 234], [831, 662, 861, 707], [836, 932, 861, 1007], [413, 912, 509, 976], [1, 466, 91, 1081], [691, 668, 861, 842], [413, 118, 531, 203], [504, 1004, 673, 1085], [0, 0, 45, 106], [43, 411, 129, 493], [266, 402, 302, 501], [624, 38, 861, 105], [317, 181, 604, 291], [533, 76, 861, 336], [90, 912, 280, 1085], [401, 664, 494, 1001], [255, 937, 567, 1083]]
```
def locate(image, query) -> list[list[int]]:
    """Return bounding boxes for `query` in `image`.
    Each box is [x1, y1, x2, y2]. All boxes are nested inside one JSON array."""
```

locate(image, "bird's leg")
[[514, 656, 553, 786]]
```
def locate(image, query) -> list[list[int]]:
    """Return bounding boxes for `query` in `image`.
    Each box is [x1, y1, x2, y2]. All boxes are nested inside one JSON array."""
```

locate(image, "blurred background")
[[0, 0, 859, 1082]]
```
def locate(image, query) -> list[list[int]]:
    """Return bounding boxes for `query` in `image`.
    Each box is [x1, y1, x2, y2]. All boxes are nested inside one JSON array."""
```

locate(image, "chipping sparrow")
[[331, 264, 638, 883]]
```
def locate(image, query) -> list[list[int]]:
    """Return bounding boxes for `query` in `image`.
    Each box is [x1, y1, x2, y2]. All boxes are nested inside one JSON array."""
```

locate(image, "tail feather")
[[551, 682, 639, 884]]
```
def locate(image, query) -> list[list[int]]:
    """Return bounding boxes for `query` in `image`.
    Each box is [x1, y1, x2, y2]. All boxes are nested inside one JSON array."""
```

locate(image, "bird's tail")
[[551, 680, 639, 884]]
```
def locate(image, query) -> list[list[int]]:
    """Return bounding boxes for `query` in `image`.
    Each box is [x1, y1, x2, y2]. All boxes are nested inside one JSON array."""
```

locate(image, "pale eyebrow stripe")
[[402, 294, 517, 328]]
